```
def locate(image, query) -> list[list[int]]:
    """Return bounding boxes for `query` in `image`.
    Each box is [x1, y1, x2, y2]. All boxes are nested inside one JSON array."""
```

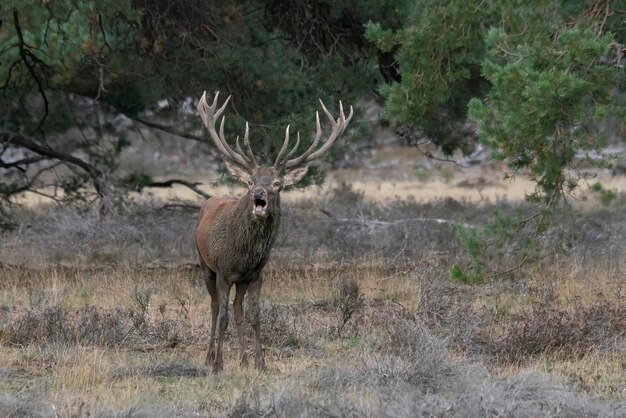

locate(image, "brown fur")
[[196, 194, 279, 274]]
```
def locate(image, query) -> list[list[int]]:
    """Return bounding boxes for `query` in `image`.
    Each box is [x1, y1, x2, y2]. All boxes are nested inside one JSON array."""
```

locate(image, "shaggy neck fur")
[[205, 192, 281, 275]]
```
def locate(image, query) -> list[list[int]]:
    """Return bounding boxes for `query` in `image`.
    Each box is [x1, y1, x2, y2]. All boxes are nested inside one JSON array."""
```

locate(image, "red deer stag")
[[195, 91, 352, 373]]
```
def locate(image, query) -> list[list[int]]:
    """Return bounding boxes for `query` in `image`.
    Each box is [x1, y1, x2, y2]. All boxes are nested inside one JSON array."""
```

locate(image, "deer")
[[195, 91, 353, 373]]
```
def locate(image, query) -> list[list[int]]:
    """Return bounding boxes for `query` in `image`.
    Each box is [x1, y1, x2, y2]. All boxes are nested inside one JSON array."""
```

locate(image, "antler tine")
[[283, 131, 301, 162], [339, 101, 345, 124], [213, 92, 231, 120], [197, 91, 255, 169], [273, 124, 291, 169], [235, 135, 244, 159], [242, 122, 258, 167], [280, 111, 321, 169], [282, 100, 353, 170], [299, 107, 343, 162], [218, 116, 249, 167], [319, 99, 335, 127], [198, 92, 230, 158], [200, 91, 232, 125], [233, 124, 258, 168]]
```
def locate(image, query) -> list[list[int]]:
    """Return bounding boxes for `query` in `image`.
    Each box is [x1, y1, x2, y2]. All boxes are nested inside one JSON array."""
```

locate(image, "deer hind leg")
[[203, 268, 218, 367], [212, 276, 231, 373], [234, 282, 249, 367], [247, 275, 266, 371]]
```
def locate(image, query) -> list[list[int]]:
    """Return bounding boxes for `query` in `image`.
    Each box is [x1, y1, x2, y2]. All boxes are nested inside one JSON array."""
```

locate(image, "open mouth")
[[253, 198, 267, 216]]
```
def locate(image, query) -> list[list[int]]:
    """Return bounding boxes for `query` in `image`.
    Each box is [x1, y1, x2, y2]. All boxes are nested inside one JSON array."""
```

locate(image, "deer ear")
[[282, 165, 309, 187], [225, 161, 250, 184]]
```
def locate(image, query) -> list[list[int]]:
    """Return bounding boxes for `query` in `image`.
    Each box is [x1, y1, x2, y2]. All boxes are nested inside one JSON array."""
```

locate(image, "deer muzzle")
[[252, 190, 268, 217]]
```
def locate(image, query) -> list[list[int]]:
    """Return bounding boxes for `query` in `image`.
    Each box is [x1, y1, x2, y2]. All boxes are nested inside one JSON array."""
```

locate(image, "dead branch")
[[144, 179, 210, 199], [131, 116, 209, 143], [0, 132, 102, 181], [157, 203, 202, 212], [328, 217, 476, 230], [0, 132, 111, 206], [0, 155, 48, 171]]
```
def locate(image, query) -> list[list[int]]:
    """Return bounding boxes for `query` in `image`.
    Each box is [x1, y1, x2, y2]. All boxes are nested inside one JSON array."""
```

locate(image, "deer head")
[[197, 91, 353, 218]]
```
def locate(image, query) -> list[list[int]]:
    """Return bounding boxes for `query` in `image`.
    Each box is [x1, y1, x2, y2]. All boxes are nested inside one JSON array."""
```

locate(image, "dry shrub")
[[0, 202, 197, 266], [0, 391, 195, 418], [261, 301, 332, 353], [4, 305, 130, 346], [227, 392, 367, 418], [224, 360, 626, 418], [225, 323, 626, 417], [2, 187, 625, 268], [2, 304, 192, 348], [498, 303, 626, 364], [76, 306, 131, 345], [332, 277, 363, 337], [374, 319, 471, 393], [112, 360, 205, 379], [276, 183, 491, 263], [0, 393, 54, 418], [415, 277, 483, 354]]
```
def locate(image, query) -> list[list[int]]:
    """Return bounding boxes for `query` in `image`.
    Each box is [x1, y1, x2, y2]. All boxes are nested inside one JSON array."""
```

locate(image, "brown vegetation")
[[0, 185, 625, 416]]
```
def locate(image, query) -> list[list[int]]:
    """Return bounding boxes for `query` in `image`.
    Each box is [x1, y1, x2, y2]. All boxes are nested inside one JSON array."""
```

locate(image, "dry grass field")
[[1, 158, 626, 416]]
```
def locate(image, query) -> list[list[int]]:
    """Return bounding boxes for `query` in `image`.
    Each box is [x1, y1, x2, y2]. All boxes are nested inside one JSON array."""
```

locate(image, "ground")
[[1, 143, 626, 417]]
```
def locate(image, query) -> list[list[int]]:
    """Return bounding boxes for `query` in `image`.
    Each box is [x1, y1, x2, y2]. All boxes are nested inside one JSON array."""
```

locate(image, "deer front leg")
[[203, 268, 218, 367], [234, 282, 249, 367], [247, 275, 266, 370], [212, 277, 231, 373]]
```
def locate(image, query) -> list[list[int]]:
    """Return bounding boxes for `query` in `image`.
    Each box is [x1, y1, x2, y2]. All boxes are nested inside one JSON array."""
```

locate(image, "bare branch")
[[0, 161, 61, 198], [131, 116, 208, 143], [0, 155, 48, 171], [13, 9, 49, 134], [144, 179, 210, 199], [157, 203, 202, 212], [326, 216, 476, 230], [422, 150, 460, 165], [0, 132, 104, 193]]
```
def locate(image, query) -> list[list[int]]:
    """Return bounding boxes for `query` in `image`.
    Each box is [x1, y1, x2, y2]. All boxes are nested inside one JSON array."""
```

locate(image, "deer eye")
[[247, 180, 253, 186], [273, 181, 281, 188]]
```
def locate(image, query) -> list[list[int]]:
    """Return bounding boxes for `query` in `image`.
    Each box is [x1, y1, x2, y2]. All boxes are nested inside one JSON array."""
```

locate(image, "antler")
[[274, 99, 353, 171], [197, 91, 258, 170]]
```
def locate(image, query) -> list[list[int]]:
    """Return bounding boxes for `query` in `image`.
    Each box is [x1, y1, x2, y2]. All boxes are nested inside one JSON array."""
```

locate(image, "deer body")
[[196, 194, 280, 275], [195, 92, 352, 373]]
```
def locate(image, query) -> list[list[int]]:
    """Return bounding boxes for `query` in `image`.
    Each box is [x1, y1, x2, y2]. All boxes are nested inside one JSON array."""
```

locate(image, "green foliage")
[[454, 207, 549, 280], [452, 225, 485, 284], [285, 335, 300, 349], [469, 3, 620, 205], [590, 181, 617, 206], [121, 173, 154, 192], [368, 0, 624, 277], [449, 264, 484, 285], [366, 0, 497, 154], [59, 175, 91, 205], [369, 0, 623, 195]]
